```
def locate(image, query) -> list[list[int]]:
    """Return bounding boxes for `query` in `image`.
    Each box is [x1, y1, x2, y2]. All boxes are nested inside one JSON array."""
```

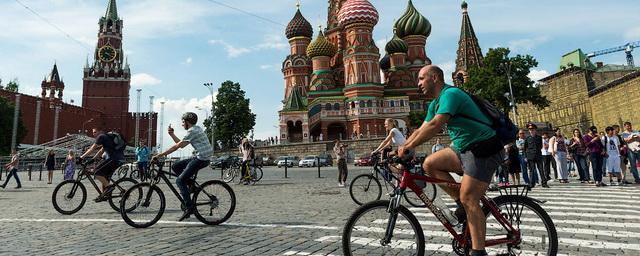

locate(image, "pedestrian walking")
[[516, 129, 529, 184], [135, 141, 151, 180], [622, 122, 640, 183], [64, 150, 76, 181], [45, 150, 56, 184], [541, 132, 555, 181], [613, 125, 631, 184], [584, 126, 606, 186], [334, 139, 348, 187], [569, 129, 590, 183], [603, 126, 624, 185], [524, 123, 548, 188], [1, 148, 22, 189], [549, 128, 569, 183]]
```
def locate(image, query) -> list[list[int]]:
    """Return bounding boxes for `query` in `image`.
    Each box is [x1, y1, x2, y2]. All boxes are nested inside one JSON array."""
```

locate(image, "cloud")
[[182, 57, 193, 65], [208, 39, 252, 58], [131, 73, 162, 87], [259, 64, 277, 70], [528, 69, 550, 82], [254, 34, 288, 51], [437, 61, 456, 85], [625, 27, 640, 41], [508, 36, 550, 53]]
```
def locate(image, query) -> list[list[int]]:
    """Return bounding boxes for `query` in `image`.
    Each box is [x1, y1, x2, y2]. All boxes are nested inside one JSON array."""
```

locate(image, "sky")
[[1, 0, 640, 156]]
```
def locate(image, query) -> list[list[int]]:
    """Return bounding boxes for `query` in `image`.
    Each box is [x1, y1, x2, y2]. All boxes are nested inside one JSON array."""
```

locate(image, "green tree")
[[408, 111, 426, 128], [205, 80, 256, 150], [0, 78, 4, 90], [0, 97, 28, 155], [464, 47, 549, 116], [4, 79, 19, 92]]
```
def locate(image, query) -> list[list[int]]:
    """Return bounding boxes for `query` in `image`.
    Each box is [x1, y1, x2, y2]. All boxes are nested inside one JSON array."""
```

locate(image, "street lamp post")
[[502, 61, 517, 122], [203, 83, 216, 154]]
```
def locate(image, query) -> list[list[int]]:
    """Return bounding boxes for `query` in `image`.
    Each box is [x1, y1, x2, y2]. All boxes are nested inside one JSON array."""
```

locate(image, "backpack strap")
[[444, 86, 494, 128]]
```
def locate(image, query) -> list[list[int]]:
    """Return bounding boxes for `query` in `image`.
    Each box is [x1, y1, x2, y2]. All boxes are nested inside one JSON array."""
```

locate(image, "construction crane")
[[587, 41, 640, 67]]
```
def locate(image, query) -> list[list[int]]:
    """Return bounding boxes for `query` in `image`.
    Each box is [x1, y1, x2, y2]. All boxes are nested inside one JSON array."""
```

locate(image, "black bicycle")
[[52, 158, 138, 215], [129, 162, 158, 182], [120, 159, 236, 228], [349, 153, 437, 207]]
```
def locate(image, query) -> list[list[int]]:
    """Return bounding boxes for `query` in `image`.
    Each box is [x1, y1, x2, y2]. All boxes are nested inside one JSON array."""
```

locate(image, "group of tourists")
[[501, 122, 640, 188]]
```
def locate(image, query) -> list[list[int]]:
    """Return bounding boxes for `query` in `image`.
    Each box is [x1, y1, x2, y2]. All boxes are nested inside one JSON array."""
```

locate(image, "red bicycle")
[[342, 157, 558, 255]]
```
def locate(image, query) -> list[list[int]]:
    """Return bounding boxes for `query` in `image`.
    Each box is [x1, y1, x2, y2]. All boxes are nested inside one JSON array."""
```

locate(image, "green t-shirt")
[[425, 85, 496, 152]]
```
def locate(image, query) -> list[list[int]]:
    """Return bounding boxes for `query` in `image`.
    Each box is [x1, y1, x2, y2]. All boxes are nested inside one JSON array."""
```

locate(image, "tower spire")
[[453, 1, 483, 86], [105, 0, 118, 21]]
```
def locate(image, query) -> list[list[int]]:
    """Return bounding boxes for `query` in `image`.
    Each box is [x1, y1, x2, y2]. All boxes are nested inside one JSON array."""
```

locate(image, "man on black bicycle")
[[399, 65, 503, 256], [80, 127, 126, 202], [152, 112, 212, 221], [239, 138, 255, 185]]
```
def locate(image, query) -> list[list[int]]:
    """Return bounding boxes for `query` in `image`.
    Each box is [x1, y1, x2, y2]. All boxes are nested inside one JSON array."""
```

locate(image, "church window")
[[359, 101, 366, 108], [400, 100, 405, 107], [334, 103, 340, 110], [390, 101, 395, 107], [325, 103, 332, 111], [367, 100, 372, 107]]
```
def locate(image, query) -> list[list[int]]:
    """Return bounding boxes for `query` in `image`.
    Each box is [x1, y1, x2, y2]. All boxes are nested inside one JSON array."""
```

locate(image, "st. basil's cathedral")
[[278, 0, 483, 143]]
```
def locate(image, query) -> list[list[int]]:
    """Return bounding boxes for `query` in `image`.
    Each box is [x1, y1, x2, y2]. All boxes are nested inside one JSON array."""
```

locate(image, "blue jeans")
[[590, 153, 604, 182], [171, 157, 210, 209], [2, 168, 21, 187], [519, 154, 529, 184], [574, 154, 589, 181], [627, 151, 640, 182]]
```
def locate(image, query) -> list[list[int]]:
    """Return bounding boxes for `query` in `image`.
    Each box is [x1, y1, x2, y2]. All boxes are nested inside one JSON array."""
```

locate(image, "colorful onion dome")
[[379, 54, 391, 70], [338, 0, 379, 27], [285, 9, 313, 39], [385, 34, 408, 54], [307, 31, 337, 58], [394, 0, 431, 38]]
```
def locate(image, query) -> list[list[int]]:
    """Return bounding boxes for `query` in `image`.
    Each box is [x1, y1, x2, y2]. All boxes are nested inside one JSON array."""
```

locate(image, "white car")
[[277, 156, 299, 168], [298, 155, 319, 167]]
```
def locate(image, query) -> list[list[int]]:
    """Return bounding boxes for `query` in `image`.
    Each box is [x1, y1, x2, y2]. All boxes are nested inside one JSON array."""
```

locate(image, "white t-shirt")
[[541, 138, 551, 156], [604, 135, 620, 157], [622, 131, 640, 152], [390, 128, 406, 146]]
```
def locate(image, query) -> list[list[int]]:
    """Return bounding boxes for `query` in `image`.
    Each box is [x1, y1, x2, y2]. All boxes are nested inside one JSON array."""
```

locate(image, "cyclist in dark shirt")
[[80, 127, 125, 202]]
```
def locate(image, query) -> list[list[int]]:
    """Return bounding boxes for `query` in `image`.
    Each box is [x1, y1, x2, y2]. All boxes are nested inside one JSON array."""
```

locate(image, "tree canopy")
[[204, 80, 256, 150], [0, 97, 27, 155], [4, 79, 19, 92], [463, 47, 549, 115]]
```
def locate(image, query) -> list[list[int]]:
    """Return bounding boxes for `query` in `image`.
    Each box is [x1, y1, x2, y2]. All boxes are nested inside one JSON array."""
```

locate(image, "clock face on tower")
[[98, 45, 117, 62]]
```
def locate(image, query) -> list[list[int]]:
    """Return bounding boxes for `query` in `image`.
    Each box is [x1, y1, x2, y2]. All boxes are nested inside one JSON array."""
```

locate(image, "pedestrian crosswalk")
[[312, 183, 640, 255]]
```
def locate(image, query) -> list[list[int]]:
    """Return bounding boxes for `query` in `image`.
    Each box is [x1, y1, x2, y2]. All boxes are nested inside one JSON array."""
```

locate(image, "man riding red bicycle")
[[399, 65, 503, 256]]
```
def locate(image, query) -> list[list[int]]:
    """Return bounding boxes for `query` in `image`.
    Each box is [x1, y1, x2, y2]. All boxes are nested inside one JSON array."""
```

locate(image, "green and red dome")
[[394, 0, 431, 38]]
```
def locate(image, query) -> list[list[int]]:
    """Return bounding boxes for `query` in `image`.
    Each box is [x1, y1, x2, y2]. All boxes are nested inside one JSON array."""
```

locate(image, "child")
[[64, 150, 76, 180]]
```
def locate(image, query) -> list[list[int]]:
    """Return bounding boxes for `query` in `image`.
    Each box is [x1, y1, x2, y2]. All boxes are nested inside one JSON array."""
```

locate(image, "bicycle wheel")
[[252, 166, 263, 182], [222, 167, 236, 183], [193, 180, 236, 225], [404, 183, 437, 208], [483, 195, 558, 256], [349, 174, 382, 205], [129, 169, 139, 180], [108, 178, 138, 212], [52, 180, 87, 215], [120, 183, 165, 228], [342, 200, 425, 256]]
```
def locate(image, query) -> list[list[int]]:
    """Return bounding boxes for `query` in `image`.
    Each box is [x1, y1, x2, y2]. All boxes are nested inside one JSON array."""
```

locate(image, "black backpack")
[[107, 132, 127, 152], [448, 87, 519, 145]]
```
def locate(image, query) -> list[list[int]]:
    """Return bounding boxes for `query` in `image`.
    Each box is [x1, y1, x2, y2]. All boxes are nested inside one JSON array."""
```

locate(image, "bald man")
[[399, 65, 503, 256]]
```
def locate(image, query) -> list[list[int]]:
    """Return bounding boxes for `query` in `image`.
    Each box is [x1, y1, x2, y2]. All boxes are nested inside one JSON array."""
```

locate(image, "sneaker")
[[600, 182, 608, 187], [541, 184, 549, 188], [595, 182, 602, 187], [15, 185, 21, 189], [338, 183, 344, 187]]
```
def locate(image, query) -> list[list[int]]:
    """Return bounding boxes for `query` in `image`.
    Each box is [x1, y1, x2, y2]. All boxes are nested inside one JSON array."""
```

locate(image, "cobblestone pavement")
[[1, 165, 639, 255]]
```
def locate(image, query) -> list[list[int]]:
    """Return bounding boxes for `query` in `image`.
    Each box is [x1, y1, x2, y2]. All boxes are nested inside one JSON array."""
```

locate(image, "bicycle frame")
[[387, 167, 521, 249], [73, 160, 123, 198]]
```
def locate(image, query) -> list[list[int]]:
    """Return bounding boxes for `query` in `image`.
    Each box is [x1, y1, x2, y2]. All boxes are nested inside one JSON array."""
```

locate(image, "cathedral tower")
[[41, 63, 65, 109], [394, 0, 432, 80], [453, 1, 483, 86], [282, 4, 313, 99]]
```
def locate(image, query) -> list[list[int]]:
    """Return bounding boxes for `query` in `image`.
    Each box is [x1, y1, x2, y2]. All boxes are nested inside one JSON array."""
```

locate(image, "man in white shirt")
[[622, 122, 640, 184], [604, 126, 623, 185]]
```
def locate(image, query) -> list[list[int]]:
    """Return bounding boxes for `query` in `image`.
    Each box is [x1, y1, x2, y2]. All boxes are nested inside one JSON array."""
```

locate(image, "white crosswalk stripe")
[[333, 184, 640, 255]]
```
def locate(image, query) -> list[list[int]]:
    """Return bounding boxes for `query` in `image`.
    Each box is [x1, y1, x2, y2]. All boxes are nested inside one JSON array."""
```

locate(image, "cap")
[[527, 123, 537, 129]]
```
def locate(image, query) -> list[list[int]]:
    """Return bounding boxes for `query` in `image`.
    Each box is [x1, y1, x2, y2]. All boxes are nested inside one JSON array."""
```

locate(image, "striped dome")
[[307, 31, 337, 58], [338, 0, 379, 27], [394, 0, 431, 38], [385, 34, 408, 54], [285, 9, 313, 39]]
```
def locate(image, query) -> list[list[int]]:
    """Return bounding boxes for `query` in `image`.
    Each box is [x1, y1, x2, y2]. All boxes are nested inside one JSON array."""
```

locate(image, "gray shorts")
[[455, 149, 503, 183]]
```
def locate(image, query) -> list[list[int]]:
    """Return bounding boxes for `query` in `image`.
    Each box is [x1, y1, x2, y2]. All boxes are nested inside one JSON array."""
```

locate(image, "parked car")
[[354, 155, 373, 166], [277, 156, 299, 168], [259, 155, 276, 166], [298, 155, 319, 167], [318, 154, 333, 166], [211, 155, 240, 169]]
